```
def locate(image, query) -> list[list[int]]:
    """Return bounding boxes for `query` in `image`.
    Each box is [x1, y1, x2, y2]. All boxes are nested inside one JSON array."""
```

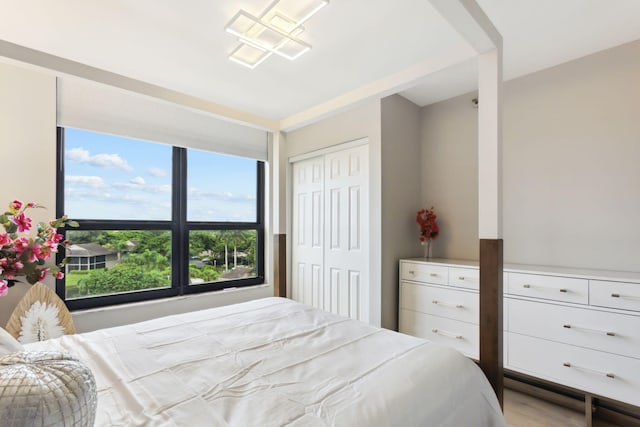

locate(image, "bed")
[[25, 297, 505, 426]]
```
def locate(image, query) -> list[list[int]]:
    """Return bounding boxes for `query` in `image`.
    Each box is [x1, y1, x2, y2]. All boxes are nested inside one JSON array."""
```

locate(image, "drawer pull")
[[408, 270, 415, 275], [432, 299, 464, 309], [431, 328, 463, 339], [430, 273, 438, 277], [522, 284, 569, 293], [458, 276, 465, 280], [562, 362, 615, 379], [562, 324, 616, 337], [611, 293, 640, 300]]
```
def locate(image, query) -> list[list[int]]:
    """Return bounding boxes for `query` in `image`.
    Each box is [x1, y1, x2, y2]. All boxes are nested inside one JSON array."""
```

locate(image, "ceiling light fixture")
[[225, 0, 329, 69]]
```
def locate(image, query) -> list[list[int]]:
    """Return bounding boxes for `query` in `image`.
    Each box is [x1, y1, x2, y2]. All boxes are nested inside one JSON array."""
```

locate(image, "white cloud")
[[147, 167, 167, 177], [113, 180, 170, 193], [188, 187, 255, 202], [65, 175, 106, 188], [66, 147, 133, 172]]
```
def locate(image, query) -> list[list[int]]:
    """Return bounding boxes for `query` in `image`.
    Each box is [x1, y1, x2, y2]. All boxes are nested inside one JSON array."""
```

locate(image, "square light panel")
[[225, 0, 328, 68]]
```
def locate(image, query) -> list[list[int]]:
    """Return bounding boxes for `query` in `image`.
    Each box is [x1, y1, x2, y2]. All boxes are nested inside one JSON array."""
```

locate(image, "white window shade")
[[56, 77, 268, 161]]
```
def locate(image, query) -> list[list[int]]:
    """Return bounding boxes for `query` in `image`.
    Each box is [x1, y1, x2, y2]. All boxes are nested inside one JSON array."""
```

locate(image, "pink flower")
[[9, 200, 22, 213], [12, 237, 29, 255], [13, 212, 32, 232], [45, 231, 64, 251], [26, 202, 36, 208], [38, 268, 48, 282], [14, 261, 23, 270], [55, 271, 64, 280], [0, 233, 12, 247], [0, 280, 8, 297], [28, 244, 45, 263]]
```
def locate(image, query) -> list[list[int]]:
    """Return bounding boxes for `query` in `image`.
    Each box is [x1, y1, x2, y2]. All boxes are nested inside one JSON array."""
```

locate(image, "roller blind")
[[56, 77, 268, 160]]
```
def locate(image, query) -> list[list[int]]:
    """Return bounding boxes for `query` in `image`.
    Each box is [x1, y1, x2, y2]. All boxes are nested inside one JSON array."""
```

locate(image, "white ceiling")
[[1, 0, 639, 127]]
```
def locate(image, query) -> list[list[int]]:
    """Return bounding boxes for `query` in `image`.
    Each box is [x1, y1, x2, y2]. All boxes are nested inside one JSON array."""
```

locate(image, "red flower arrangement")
[[416, 207, 439, 244]]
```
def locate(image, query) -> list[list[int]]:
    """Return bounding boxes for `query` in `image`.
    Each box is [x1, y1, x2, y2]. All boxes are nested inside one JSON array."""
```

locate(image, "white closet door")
[[323, 144, 369, 322], [291, 156, 324, 307], [291, 143, 370, 323]]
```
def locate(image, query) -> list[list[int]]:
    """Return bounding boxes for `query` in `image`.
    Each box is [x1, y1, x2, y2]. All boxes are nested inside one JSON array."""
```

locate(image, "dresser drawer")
[[507, 272, 588, 304], [508, 333, 640, 407], [448, 267, 479, 290], [590, 280, 640, 312], [400, 262, 448, 285], [399, 309, 478, 359], [507, 298, 640, 359], [400, 282, 478, 324]]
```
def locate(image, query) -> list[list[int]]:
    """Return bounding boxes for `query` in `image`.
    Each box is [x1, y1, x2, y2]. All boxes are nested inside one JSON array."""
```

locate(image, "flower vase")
[[424, 240, 432, 259]]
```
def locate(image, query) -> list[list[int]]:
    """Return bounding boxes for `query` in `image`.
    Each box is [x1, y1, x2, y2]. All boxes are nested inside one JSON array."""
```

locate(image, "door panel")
[[291, 156, 324, 307], [323, 144, 369, 322], [291, 143, 370, 323]]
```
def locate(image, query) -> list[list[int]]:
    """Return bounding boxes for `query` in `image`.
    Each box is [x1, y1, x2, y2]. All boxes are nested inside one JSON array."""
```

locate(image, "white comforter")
[[26, 297, 505, 426]]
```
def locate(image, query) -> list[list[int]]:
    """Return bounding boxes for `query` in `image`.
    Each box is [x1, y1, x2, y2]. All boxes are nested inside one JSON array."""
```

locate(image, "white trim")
[[288, 137, 369, 163], [279, 46, 474, 131], [428, 0, 501, 53], [478, 46, 503, 239]]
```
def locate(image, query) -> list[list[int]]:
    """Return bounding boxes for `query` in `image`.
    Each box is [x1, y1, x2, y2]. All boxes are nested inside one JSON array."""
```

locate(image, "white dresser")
[[398, 258, 640, 408]]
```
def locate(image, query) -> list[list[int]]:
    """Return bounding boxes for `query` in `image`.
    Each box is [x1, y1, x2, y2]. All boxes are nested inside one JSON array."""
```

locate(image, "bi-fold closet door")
[[291, 143, 370, 323]]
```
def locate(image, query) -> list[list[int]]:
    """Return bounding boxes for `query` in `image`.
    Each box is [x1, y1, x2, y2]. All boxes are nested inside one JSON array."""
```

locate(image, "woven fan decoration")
[[5, 282, 75, 344]]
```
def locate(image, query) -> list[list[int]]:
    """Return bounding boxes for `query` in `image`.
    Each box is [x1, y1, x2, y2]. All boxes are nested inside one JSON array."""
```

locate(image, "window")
[[56, 128, 264, 309]]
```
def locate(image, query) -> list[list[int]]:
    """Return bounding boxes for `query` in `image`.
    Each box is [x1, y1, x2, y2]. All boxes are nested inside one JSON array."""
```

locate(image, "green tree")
[[123, 249, 169, 270], [84, 263, 169, 295]]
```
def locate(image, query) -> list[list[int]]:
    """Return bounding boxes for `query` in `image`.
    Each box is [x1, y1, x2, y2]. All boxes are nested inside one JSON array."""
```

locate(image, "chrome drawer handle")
[[430, 273, 438, 277], [431, 328, 463, 339], [408, 270, 415, 275], [523, 284, 568, 293], [611, 293, 640, 300], [458, 276, 465, 280], [563, 362, 615, 379], [432, 299, 464, 309], [563, 324, 616, 337]]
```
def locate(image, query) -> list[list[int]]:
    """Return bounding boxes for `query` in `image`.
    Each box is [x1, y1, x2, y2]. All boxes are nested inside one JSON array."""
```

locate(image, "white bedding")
[[26, 297, 505, 426]]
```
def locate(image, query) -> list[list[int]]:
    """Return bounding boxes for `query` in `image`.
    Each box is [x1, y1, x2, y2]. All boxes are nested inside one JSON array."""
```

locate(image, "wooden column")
[[480, 238, 503, 407], [273, 234, 286, 298], [478, 45, 504, 409], [428, 0, 504, 410]]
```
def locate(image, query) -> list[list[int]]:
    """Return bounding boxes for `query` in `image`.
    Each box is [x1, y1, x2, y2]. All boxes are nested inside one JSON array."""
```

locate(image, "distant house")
[[66, 243, 118, 272]]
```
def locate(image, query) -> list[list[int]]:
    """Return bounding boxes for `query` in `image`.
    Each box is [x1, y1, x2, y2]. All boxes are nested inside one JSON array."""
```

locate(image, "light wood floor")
[[504, 389, 620, 427]]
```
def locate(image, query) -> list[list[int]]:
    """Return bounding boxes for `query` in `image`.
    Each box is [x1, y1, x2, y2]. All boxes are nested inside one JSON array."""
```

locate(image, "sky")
[[64, 128, 257, 222]]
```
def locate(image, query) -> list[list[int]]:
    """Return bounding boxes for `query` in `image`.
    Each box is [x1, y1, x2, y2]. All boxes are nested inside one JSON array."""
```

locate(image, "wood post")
[[480, 238, 504, 408], [273, 234, 286, 297]]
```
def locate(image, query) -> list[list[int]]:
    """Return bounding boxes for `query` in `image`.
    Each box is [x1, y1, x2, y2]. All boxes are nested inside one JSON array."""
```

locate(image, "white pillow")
[[0, 326, 24, 355]]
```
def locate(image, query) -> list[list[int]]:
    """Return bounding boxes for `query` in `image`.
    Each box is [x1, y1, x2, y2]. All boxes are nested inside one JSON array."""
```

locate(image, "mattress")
[[26, 297, 505, 426]]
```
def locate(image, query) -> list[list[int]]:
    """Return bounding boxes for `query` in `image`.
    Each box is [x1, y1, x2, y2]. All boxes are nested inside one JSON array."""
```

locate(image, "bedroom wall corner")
[[380, 94, 422, 330], [0, 61, 56, 328], [420, 92, 480, 261], [419, 39, 640, 272], [502, 39, 640, 271]]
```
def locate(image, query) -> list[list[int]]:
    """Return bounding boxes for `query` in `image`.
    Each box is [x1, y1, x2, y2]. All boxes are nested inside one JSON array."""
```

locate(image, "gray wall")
[[381, 95, 422, 329], [0, 61, 57, 327], [421, 39, 640, 271], [421, 93, 479, 261]]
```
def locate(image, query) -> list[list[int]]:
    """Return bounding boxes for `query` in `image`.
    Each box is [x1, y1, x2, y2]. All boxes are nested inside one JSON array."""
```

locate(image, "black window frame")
[[56, 127, 265, 310]]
